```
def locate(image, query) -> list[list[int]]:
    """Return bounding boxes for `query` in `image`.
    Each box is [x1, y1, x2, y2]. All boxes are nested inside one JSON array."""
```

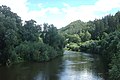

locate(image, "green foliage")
[[80, 40, 99, 53], [109, 53, 120, 80], [15, 41, 59, 62], [0, 5, 64, 65], [65, 34, 81, 43], [89, 31, 120, 79], [20, 19, 41, 42], [79, 31, 91, 42], [41, 23, 65, 50], [0, 5, 21, 65], [1, 5, 120, 79], [66, 42, 80, 51], [59, 9, 120, 79], [59, 20, 87, 34]]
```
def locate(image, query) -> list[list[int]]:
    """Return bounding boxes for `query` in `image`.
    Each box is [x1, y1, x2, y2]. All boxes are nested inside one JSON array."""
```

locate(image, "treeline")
[[60, 12, 120, 79], [0, 5, 64, 66]]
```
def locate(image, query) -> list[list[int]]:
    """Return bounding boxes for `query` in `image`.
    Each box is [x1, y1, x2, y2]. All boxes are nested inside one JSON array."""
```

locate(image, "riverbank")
[[0, 51, 107, 80]]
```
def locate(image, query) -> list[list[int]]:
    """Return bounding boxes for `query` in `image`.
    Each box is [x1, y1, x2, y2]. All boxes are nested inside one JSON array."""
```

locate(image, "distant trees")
[[79, 31, 91, 42], [1, 5, 120, 79], [60, 11, 120, 80], [0, 5, 65, 65], [59, 20, 87, 34]]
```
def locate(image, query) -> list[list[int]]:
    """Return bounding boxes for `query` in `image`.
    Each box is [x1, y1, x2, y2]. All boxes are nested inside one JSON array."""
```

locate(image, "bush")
[[80, 40, 99, 53], [66, 42, 80, 51], [109, 53, 120, 80]]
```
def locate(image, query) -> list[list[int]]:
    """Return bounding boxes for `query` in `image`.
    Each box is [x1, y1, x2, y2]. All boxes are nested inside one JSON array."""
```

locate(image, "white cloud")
[[63, 3, 70, 8], [0, 0, 120, 28], [95, 0, 120, 12], [60, 0, 120, 28], [37, 3, 43, 9], [0, 0, 29, 20], [0, 0, 61, 25], [47, 7, 61, 14]]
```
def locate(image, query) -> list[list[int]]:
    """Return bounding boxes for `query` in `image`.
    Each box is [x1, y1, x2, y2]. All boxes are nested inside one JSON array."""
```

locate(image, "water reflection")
[[0, 51, 106, 80], [58, 51, 104, 80]]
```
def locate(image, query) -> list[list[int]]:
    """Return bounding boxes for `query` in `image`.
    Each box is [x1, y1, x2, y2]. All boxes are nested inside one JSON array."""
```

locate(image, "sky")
[[0, 0, 120, 28]]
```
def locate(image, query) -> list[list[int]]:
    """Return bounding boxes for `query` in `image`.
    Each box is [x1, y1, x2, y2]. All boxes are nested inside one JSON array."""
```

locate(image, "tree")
[[79, 31, 91, 42], [0, 5, 65, 65], [0, 5, 21, 64]]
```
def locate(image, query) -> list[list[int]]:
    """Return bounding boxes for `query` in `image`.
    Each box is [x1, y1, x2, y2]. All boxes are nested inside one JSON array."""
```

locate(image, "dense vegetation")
[[1, 5, 120, 79], [59, 12, 120, 80], [0, 5, 64, 66]]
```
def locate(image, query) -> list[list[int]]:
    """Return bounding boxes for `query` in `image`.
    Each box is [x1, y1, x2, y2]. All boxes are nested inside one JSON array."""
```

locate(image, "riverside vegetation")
[[0, 5, 120, 80], [59, 12, 120, 80], [0, 5, 65, 66]]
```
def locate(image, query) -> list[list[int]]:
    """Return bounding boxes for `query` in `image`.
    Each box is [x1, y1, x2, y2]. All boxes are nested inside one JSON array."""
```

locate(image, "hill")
[[59, 20, 88, 34], [60, 11, 120, 80]]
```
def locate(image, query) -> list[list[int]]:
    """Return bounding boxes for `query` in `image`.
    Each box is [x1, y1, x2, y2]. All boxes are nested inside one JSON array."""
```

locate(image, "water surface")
[[0, 51, 107, 80]]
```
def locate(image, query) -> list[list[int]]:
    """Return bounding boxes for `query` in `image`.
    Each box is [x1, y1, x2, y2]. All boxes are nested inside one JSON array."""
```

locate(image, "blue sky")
[[28, 0, 97, 10], [0, 0, 120, 28]]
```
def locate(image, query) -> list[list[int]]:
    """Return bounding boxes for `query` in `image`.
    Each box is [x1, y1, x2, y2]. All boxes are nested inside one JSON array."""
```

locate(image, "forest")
[[0, 5, 65, 65], [59, 12, 120, 80], [0, 5, 120, 80]]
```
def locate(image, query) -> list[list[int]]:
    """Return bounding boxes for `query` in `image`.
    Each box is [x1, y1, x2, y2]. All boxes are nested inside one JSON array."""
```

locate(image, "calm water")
[[0, 51, 107, 80]]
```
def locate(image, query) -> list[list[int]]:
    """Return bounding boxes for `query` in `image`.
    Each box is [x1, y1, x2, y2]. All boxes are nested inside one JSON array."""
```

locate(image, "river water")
[[0, 51, 107, 80]]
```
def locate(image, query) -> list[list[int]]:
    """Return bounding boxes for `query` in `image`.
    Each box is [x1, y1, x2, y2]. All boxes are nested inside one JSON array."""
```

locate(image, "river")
[[0, 51, 107, 80]]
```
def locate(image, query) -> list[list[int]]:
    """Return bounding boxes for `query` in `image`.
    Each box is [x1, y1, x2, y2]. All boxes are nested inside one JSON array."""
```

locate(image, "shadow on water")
[[0, 51, 107, 80]]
